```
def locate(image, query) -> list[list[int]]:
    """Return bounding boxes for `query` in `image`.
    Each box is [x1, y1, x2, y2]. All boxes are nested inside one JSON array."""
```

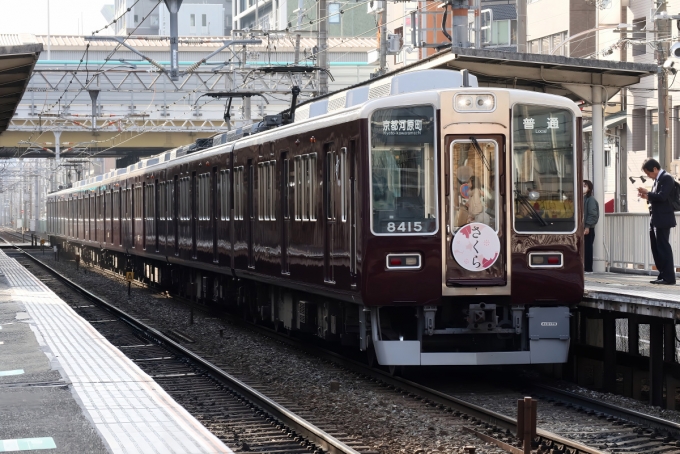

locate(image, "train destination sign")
[[381, 119, 424, 136]]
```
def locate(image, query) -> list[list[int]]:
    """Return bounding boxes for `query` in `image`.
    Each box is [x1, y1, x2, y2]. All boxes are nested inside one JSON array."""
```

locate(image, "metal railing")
[[604, 213, 680, 273]]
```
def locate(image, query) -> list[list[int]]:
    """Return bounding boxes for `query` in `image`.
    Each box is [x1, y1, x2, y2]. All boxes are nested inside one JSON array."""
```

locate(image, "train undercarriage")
[[54, 239, 571, 368]]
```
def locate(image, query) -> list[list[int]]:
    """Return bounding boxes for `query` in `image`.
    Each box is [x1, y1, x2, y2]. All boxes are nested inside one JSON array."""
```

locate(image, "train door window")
[[340, 147, 347, 222], [220, 170, 231, 220], [450, 140, 498, 231], [179, 177, 190, 220], [370, 105, 437, 235], [307, 154, 316, 221], [325, 149, 336, 221], [294, 156, 303, 220], [233, 166, 244, 220], [158, 182, 166, 221], [283, 156, 290, 220], [198, 173, 209, 220], [145, 183, 155, 243], [166, 180, 173, 221], [257, 161, 276, 221]]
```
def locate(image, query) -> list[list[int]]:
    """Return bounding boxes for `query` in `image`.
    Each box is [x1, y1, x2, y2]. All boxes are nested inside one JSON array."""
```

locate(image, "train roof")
[[50, 69, 580, 198]]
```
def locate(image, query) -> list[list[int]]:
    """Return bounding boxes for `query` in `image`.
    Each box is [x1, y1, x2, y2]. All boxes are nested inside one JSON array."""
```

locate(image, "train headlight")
[[454, 94, 496, 112]]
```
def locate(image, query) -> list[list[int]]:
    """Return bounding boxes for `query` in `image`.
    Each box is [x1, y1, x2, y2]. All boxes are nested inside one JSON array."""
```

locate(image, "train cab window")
[[451, 140, 498, 231], [370, 105, 437, 235], [219, 170, 231, 220], [512, 104, 576, 233]]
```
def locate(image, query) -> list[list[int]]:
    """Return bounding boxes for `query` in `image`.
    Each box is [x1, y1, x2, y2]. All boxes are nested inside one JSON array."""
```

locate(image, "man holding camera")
[[637, 158, 676, 285]]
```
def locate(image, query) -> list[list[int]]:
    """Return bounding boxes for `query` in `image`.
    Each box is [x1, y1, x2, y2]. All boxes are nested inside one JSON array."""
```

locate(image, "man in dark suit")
[[637, 158, 677, 285]]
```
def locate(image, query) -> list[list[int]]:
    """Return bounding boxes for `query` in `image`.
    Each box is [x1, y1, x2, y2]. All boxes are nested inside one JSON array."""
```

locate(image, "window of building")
[[632, 17, 647, 56], [202, 14, 207, 27], [190, 14, 196, 27], [258, 161, 276, 221], [527, 31, 567, 55], [328, 3, 341, 24], [220, 170, 231, 220], [648, 109, 659, 159]]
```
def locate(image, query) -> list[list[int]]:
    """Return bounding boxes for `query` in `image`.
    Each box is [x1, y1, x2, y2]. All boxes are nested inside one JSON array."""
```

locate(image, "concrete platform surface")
[[0, 250, 232, 454]]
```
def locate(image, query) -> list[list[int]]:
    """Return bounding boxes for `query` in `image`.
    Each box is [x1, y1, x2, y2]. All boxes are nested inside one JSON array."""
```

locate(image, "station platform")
[[0, 250, 232, 454], [583, 272, 680, 318]]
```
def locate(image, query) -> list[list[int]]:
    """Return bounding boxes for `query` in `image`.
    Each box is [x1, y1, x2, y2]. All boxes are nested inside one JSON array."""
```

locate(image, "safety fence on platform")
[[604, 213, 680, 273]]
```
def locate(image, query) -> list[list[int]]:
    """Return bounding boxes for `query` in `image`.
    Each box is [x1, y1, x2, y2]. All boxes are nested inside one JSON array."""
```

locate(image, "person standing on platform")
[[583, 180, 599, 274], [637, 158, 677, 285]]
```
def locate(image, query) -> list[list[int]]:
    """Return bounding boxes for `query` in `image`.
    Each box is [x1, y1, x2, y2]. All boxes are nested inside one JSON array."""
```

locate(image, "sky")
[[0, 0, 111, 36]]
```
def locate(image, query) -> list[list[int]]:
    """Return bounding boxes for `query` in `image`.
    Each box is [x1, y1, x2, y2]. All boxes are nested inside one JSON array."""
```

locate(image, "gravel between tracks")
[[35, 253, 508, 454]]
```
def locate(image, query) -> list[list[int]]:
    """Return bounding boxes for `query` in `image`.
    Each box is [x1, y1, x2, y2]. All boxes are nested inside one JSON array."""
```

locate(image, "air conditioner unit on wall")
[[367, 1, 383, 14]]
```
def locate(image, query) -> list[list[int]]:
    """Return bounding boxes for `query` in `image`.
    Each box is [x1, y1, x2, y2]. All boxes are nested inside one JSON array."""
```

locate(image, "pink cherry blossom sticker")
[[451, 222, 500, 271]]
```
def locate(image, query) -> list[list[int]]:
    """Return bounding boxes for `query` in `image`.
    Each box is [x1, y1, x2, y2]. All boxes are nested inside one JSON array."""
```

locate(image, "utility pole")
[[318, 0, 328, 94], [164, 0, 184, 81], [517, 0, 526, 53], [656, 1, 672, 171], [379, 2, 387, 75]]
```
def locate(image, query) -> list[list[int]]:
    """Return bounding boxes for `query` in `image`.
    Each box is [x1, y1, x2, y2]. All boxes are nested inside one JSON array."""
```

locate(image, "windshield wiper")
[[514, 190, 548, 227], [469, 137, 491, 171]]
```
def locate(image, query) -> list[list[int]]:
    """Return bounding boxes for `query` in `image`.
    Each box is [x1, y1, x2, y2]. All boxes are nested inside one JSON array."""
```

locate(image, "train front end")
[[364, 85, 583, 366]]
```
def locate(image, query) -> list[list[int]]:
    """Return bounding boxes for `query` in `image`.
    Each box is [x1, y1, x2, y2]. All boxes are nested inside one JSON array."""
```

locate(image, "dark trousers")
[[650, 227, 676, 283], [584, 227, 595, 272]]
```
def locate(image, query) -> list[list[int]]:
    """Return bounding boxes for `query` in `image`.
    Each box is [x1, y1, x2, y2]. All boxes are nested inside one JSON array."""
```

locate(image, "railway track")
[[13, 236, 680, 453], [4, 246, 371, 454]]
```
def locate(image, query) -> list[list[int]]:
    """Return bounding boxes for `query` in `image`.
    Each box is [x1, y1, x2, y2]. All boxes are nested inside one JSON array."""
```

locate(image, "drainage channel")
[[7, 248, 369, 454]]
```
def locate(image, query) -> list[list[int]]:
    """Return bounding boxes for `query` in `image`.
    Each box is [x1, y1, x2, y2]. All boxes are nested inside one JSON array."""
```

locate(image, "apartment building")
[[113, 0, 233, 36]]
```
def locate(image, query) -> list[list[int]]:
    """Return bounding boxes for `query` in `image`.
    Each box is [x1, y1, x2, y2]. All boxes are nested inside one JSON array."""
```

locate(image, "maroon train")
[[47, 69, 584, 366]]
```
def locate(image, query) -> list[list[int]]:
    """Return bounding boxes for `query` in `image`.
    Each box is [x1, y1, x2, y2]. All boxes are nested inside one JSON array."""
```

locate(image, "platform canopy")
[[401, 47, 658, 103], [0, 35, 42, 134]]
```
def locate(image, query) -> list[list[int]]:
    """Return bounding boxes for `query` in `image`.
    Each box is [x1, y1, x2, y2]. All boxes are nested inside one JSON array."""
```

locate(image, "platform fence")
[[604, 213, 680, 274]]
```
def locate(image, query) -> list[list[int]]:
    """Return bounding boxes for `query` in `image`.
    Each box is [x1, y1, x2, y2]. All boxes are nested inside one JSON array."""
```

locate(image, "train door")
[[191, 171, 197, 258], [349, 140, 358, 286], [173, 175, 179, 256], [445, 135, 506, 286], [323, 144, 336, 283], [154, 182, 160, 252], [212, 166, 218, 262], [247, 160, 254, 268], [281, 152, 290, 274]]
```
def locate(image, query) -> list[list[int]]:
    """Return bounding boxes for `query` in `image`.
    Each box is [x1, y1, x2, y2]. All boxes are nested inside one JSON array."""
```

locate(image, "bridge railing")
[[605, 213, 680, 273]]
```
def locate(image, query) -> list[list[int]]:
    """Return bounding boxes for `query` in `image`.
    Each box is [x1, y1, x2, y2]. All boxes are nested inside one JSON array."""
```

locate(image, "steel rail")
[[12, 246, 361, 454], [212, 315, 605, 454], [531, 383, 680, 438]]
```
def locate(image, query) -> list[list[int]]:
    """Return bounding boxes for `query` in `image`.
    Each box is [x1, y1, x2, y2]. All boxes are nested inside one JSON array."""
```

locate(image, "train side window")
[[294, 156, 302, 221], [220, 170, 231, 220], [145, 183, 155, 238]]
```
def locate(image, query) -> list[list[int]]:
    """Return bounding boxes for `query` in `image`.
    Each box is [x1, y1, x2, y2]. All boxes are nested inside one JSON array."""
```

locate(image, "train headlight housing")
[[454, 94, 496, 112]]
